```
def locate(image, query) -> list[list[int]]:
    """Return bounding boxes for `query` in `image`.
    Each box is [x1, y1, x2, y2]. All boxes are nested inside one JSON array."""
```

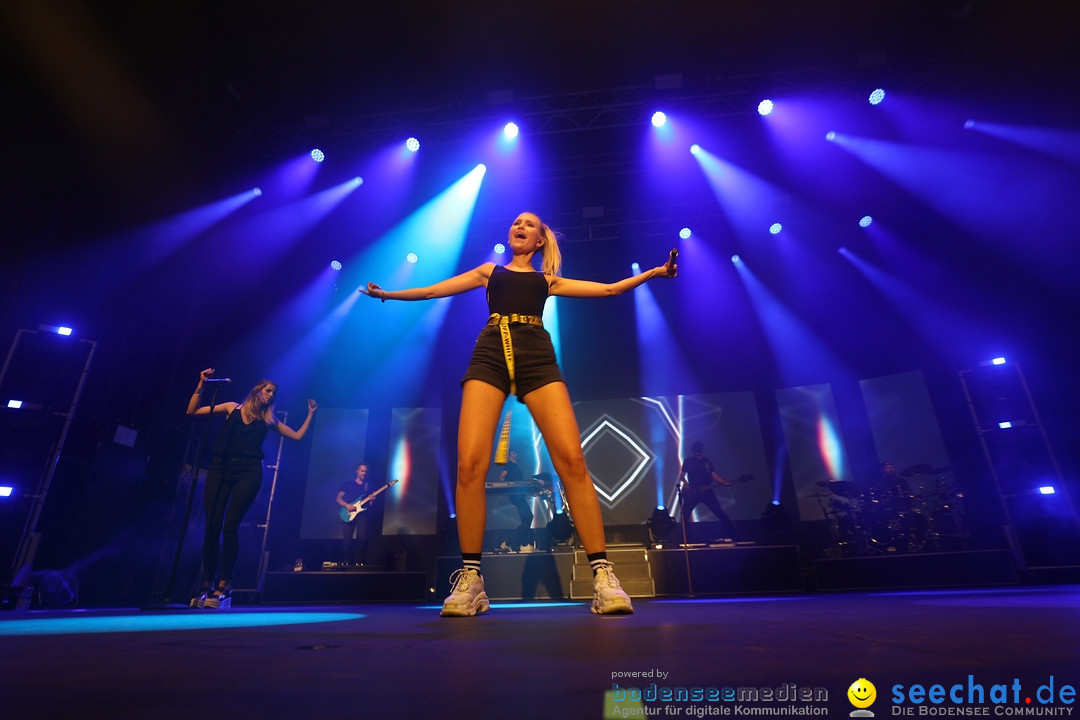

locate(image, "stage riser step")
[[262, 571, 429, 604], [574, 547, 649, 564], [651, 545, 804, 595], [571, 578, 655, 599], [572, 563, 652, 581]]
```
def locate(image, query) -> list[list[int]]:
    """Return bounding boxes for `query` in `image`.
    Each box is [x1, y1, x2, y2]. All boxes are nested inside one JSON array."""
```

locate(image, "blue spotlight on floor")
[[757, 99, 774, 116], [825, 131, 836, 142], [57, 326, 73, 336], [869, 88, 886, 105], [310, 148, 325, 163], [859, 215, 873, 228], [991, 357, 1006, 365], [651, 111, 667, 128], [503, 122, 519, 139], [690, 144, 702, 155], [494, 243, 506, 255], [406, 253, 418, 264], [330, 260, 342, 271], [406, 137, 420, 152], [769, 223, 783, 235], [679, 227, 691, 240]]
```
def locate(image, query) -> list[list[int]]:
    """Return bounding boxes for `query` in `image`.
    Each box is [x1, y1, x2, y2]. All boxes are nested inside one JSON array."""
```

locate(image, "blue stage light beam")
[[342, 165, 487, 403], [826, 131, 1079, 284], [965, 121, 1080, 169], [633, 269, 693, 398], [691, 146, 809, 245], [732, 257, 852, 388], [838, 247, 993, 368]]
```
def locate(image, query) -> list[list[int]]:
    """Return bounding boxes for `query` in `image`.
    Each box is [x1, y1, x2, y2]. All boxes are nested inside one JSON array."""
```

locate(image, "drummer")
[[875, 461, 913, 507]]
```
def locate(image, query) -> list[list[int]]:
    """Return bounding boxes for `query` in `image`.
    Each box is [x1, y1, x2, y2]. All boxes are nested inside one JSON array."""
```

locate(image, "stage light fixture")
[[992, 357, 1006, 365], [631, 262, 641, 274], [310, 149, 325, 163], [406, 137, 420, 152], [253, 187, 263, 196], [330, 260, 342, 271], [648, 506, 675, 544], [547, 512, 574, 545], [869, 88, 886, 105], [731, 255, 740, 263], [0, 486, 12, 497], [651, 111, 667, 128], [494, 243, 506, 255], [503, 122, 519, 139], [679, 227, 691, 240], [57, 326, 72, 336], [769, 223, 783, 235], [690, 144, 701, 155], [406, 253, 418, 264], [757, 99, 774, 116], [7, 400, 22, 409], [964, 119, 976, 129], [1039, 486, 1056, 495], [352, 177, 364, 186], [859, 215, 873, 228], [825, 131, 836, 142], [998, 421, 1013, 429]]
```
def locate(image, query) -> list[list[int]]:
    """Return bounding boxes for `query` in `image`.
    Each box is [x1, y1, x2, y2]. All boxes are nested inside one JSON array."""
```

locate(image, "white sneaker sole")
[[592, 597, 634, 615], [440, 592, 490, 617]]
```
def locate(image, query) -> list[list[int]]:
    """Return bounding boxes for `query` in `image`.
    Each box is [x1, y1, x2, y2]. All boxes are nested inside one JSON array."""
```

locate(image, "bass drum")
[[868, 507, 929, 553]]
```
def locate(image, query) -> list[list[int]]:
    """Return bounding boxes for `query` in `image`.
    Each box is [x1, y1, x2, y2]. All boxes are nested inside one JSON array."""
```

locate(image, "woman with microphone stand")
[[186, 368, 317, 608]]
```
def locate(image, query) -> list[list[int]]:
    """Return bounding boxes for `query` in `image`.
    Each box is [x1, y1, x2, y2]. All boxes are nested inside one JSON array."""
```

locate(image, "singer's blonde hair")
[[531, 213, 562, 277], [241, 380, 277, 425]]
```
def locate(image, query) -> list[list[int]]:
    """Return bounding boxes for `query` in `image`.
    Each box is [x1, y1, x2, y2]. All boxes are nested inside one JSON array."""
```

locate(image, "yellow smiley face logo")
[[848, 678, 877, 709]]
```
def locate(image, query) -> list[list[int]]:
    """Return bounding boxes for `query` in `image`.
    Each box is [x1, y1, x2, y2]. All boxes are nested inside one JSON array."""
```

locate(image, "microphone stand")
[[159, 383, 222, 607], [677, 483, 695, 597]]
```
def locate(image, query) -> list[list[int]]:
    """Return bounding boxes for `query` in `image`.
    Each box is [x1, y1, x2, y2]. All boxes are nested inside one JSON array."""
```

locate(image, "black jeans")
[[202, 457, 263, 584]]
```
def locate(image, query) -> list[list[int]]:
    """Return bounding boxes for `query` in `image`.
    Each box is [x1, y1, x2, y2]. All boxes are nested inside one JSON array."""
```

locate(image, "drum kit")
[[810, 464, 967, 557]]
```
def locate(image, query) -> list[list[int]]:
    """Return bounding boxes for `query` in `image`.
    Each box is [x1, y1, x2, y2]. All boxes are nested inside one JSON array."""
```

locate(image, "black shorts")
[[460, 323, 564, 401]]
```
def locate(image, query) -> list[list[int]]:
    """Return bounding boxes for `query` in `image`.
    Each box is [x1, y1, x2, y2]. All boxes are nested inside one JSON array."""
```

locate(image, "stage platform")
[[256, 546, 1026, 604], [5, 586, 1080, 719]]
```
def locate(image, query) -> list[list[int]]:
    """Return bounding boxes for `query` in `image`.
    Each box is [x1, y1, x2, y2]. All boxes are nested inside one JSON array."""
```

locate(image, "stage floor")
[[3, 585, 1079, 719]]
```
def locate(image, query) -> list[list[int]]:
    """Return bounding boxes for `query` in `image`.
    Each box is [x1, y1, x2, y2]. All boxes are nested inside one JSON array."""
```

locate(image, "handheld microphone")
[[203, 378, 232, 383], [666, 248, 678, 276]]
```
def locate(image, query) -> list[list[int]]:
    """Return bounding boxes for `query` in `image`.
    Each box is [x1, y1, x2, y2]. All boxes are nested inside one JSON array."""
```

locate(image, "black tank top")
[[486, 265, 549, 317], [211, 408, 270, 459]]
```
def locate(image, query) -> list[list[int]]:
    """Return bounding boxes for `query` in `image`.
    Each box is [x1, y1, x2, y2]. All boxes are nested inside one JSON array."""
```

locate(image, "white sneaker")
[[591, 562, 634, 615], [440, 568, 490, 617]]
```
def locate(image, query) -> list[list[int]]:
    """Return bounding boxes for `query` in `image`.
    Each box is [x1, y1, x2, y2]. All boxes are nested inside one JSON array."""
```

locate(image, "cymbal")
[[816, 480, 859, 497], [900, 463, 934, 477]]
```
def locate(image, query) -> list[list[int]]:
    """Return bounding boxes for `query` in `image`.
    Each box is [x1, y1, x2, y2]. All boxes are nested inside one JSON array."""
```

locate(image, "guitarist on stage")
[[675, 441, 739, 543], [336, 463, 375, 567]]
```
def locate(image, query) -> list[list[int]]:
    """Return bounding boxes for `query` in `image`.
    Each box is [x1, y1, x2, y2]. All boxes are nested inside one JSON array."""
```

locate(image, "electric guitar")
[[339, 479, 399, 522], [682, 474, 754, 494]]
